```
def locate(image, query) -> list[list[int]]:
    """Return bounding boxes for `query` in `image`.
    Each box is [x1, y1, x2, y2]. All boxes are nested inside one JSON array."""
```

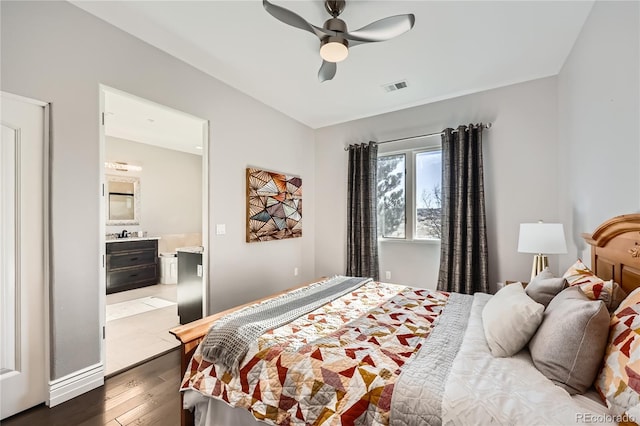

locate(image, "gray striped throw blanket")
[[201, 276, 371, 372]]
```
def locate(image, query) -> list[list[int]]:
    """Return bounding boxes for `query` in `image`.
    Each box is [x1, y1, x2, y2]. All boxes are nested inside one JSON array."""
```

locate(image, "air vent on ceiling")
[[382, 80, 408, 93]]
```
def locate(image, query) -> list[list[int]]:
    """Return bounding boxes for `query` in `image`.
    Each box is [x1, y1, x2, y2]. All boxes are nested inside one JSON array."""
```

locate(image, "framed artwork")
[[246, 167, 302, 243]]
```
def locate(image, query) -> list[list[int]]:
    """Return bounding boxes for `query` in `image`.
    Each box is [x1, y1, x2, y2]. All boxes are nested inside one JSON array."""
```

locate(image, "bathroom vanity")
[[106, 237, 160, 294]]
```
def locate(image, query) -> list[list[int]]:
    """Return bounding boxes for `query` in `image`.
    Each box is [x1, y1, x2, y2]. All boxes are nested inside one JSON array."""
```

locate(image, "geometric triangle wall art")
[[246, 167, 302, 243]]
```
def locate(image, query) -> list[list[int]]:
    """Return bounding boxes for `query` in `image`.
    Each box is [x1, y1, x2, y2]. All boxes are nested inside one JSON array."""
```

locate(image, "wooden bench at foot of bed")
[[169, 278, 326, 426]]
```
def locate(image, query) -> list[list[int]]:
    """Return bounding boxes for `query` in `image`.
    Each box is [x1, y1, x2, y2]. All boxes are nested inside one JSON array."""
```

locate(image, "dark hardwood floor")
[[3, 349, 181, 426]]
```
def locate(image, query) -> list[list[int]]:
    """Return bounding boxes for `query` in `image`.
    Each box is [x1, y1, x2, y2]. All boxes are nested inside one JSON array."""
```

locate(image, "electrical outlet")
[[294, 267, 299, 276], [385, 271, 391, 280]]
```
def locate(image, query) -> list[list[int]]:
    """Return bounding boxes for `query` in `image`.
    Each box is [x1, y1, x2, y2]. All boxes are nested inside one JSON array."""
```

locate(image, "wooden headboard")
[[582, 213, 640, 295]]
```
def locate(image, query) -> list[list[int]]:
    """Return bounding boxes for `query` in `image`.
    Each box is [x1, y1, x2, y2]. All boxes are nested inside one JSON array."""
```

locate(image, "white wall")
[[315, 77, 560, 291], [105, 136, 202, 237], [557, 1, 640, 268], [1, 1, 315, 380]]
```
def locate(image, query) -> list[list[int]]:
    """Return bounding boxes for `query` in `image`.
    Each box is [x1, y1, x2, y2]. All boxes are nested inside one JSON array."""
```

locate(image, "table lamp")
[[518, 222, 567, 281]]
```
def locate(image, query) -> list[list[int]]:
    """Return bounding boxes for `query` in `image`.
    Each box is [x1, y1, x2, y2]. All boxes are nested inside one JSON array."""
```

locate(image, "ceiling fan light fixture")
[[263, 0, 415, 81], [320, 37, 349, 63]]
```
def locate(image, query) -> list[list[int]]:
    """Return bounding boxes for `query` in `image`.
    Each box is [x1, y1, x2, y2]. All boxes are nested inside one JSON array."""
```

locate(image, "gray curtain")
[[346, 142, 379, 281], [437, 124, 488, 294]]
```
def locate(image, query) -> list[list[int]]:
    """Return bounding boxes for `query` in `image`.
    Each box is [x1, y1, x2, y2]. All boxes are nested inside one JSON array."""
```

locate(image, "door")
[[0, 93, 48, 419]]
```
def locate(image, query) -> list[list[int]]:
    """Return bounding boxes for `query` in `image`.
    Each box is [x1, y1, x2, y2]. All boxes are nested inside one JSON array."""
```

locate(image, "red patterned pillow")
[[563, 259, 602, 287], [596, 287, 640, 424], [562, 259, 627, 311]]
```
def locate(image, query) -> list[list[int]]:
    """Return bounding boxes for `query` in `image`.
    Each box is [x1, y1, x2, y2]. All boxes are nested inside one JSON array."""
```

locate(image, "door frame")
[[0, 91, 51, 410], [98, 85, 210, 374]]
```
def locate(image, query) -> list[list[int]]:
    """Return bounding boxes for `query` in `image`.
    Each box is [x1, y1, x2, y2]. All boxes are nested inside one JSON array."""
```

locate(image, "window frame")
[[377, 140, 442, 244]]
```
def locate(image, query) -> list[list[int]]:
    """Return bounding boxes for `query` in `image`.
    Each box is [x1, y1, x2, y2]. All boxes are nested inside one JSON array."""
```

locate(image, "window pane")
[[415, 150, 442, 240], [377, 154, 405, 238]]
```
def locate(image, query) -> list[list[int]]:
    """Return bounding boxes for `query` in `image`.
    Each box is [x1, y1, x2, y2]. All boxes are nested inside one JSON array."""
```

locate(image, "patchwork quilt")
[[181, 281, 616, 425], [180, 281, 450, 425]]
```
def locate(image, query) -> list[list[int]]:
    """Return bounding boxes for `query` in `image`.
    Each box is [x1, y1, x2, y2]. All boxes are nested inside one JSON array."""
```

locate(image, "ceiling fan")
[[263, 0, 415, 82]]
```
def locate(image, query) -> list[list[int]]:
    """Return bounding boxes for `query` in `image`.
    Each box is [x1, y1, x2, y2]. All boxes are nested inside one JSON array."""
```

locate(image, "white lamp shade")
[[517, 223, 567, 254], [320, 41, 348, 63]]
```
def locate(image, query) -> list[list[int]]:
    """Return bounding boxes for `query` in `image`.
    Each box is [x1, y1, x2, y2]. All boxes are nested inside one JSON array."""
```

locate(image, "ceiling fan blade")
[[263, 0, 334, 40], [343, 14, 415, 45], [318, 60, 337, 82]]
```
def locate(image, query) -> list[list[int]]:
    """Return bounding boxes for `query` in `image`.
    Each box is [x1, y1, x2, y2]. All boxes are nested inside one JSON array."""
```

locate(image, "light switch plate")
[[216, 224, 226, 235]]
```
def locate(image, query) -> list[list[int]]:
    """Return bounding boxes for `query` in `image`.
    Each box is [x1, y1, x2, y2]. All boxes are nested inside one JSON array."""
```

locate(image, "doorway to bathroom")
[[98, 86, 209, 376]]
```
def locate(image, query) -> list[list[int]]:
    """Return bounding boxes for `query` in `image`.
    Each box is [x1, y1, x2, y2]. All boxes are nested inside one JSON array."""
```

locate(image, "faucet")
[[119, 230, 128, 238]]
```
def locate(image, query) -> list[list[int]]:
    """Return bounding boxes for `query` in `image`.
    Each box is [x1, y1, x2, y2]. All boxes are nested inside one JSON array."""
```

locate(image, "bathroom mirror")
[[106, 175, 140, 225]]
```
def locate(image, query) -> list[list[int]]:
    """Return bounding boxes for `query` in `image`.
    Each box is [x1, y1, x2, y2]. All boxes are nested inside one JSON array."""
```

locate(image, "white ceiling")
[[76, 0, 594, 129], [104, 88, 206, 155]]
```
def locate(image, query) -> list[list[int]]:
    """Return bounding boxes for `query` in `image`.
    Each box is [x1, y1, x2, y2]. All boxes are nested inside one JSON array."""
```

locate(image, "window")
[[377, 146, 442, 241], [415, 150, 442, 240], [377, 154, 406, 238]]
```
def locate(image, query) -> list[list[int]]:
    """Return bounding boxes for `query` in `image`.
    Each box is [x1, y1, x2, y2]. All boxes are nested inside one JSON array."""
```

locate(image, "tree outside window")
[[415, 150, 442, 240], [376, 148, 441, 241], [376, 154, 405, 238]]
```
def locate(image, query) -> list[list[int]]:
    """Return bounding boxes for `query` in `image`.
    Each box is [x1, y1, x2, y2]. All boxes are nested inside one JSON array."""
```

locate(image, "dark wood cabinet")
[[106, 239, 158, 294], [177, 250, 203, 325]]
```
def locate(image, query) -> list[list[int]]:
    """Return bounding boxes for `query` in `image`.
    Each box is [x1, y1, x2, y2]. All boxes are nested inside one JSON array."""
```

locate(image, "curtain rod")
[[343, 122, 492, 151]]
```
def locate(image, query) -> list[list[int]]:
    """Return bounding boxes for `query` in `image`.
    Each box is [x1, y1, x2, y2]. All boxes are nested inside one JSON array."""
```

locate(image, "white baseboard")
[[48, 363, 104, 407]]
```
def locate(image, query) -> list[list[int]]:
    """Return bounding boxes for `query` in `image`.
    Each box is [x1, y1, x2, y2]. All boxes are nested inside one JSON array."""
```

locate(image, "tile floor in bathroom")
[[105, 283, 181, 376]]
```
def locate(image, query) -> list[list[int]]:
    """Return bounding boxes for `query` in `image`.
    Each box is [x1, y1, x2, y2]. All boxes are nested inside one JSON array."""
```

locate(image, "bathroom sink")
[[106, 235, 159, 242]]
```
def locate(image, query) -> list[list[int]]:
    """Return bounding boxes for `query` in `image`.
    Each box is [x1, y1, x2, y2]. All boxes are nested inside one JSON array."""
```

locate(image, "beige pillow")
[[529, 286, 610, 395], [482, 282, 545, 357], [525, 267, 566, 307]]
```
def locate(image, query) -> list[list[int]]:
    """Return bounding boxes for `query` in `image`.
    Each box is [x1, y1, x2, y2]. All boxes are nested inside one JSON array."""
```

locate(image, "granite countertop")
[[105, 236, 161, 243], [176, 246, 204, 254]]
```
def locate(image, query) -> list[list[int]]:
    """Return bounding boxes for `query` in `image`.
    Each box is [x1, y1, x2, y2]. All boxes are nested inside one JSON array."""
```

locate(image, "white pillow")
[[482, 282, 544, 357]]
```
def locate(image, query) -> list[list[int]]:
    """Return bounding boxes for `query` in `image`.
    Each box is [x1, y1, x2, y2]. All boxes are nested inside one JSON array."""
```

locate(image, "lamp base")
[[530, 254, 548, 281]]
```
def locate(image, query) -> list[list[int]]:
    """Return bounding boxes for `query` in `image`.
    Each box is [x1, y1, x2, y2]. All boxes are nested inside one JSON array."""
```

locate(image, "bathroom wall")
[[105, 136, 203, 245]]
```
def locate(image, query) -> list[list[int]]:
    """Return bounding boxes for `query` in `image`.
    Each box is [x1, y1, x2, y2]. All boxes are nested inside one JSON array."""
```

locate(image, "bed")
[[170, 214, 640, 426]]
